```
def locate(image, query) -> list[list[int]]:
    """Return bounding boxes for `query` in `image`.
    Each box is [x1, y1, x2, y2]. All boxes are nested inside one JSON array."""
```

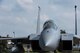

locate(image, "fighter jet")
[[0, 19, 80, 53], [0, 5, 80, 53]]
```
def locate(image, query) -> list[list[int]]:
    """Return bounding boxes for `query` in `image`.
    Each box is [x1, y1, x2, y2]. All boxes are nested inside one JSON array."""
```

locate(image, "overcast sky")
[[0, 0, 80, 37]]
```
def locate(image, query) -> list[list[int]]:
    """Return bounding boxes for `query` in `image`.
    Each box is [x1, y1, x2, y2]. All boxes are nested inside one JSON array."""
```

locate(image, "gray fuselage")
[[39, 20, 60, 51]]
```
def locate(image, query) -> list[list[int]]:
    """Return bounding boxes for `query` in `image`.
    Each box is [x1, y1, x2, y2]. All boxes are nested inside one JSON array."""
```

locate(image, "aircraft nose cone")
[[39, 28, 60, 51], [45, 39, 52, 47], [44, 38, 59, 51]]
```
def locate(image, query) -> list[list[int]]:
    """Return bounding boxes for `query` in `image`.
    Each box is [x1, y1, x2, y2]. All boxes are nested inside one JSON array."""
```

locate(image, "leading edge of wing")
[[0, 37, 29, 40]]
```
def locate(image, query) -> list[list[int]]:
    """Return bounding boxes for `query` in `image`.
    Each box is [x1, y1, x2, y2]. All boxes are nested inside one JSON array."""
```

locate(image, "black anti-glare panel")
[[62, 40, 72, 50]]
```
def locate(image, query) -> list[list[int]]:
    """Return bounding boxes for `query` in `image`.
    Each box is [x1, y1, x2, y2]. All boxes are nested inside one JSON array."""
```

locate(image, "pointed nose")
[[39, 28, 60, 51], [45, 38, 53, 47], [44, 38, 59, 51], [42, 39, 55, 51]]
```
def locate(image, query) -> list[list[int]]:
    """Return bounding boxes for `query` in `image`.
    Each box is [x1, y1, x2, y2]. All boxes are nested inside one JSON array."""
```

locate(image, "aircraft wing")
[[0, 37, 29, 40], [0, 35, 40, 40]]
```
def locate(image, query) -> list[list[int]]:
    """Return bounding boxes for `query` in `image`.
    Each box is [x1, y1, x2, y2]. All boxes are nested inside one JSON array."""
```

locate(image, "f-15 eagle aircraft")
[[0, 5, 80, 53], [0, 20, 80, 53]]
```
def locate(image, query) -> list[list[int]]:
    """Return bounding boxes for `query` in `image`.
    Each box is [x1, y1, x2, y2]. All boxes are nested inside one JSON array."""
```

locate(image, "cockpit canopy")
[[43, 20, 58, 30]]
